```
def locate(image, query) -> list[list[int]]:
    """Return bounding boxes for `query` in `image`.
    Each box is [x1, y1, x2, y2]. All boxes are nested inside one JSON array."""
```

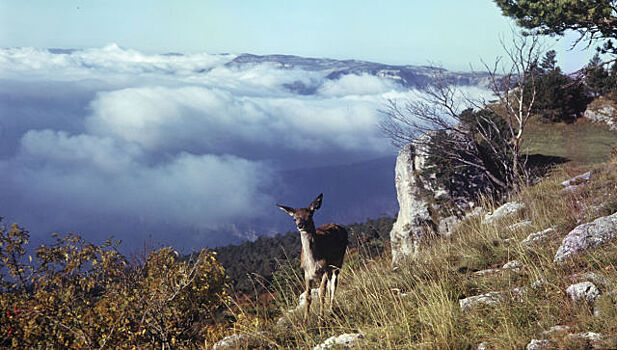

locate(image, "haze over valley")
[[0, 45, 493, 250]]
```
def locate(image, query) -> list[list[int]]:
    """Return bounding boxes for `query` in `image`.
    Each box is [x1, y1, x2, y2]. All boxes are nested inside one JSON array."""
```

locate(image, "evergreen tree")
[[494, 0, 617, 56], [525, 51, 590, 122], [585, 53, 610, 96], [540, 50, 557, 72]]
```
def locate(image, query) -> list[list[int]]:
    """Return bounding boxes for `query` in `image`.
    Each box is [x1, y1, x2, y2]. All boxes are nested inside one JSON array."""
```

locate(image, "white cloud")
[[9, 130, 273, 231], [0, 45, 493, 248]]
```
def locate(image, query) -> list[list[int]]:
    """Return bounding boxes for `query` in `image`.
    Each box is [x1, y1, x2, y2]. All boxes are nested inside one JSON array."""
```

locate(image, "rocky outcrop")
[[584, 103, 617, 131], [554, 212, 617, 263], [390, 143, 434, 264], [312, 333, 364, 350]]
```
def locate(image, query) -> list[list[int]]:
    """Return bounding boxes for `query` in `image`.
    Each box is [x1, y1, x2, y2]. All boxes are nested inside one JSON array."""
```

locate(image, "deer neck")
[[299, 223, 318, 266]]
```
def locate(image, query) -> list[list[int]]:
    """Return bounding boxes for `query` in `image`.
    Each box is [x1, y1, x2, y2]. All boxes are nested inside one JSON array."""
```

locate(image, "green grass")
[[524, 117, 617, 165], [223, 156, 617, 349]]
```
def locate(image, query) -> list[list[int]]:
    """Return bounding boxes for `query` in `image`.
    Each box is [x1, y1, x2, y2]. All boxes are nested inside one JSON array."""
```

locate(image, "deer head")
[[276, 193, 323, 231]]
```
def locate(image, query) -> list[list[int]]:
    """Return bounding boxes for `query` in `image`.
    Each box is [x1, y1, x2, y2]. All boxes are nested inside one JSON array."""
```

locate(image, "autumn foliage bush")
[[0, 220, 230, 349]]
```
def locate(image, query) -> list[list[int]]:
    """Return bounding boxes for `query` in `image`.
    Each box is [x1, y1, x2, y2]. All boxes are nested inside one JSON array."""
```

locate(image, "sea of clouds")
[[0, 44, 491, 251]]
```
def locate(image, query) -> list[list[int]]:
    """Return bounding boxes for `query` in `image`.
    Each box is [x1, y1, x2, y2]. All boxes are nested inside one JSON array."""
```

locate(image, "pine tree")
[[585, 53, 609, 96]]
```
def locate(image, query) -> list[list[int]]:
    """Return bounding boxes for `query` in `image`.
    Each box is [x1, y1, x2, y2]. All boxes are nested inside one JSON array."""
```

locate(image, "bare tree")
[[380, 32, 542, 193]]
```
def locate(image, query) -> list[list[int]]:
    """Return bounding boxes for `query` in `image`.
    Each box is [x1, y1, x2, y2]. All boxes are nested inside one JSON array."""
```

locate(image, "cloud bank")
[[0, 45, 491, 250]]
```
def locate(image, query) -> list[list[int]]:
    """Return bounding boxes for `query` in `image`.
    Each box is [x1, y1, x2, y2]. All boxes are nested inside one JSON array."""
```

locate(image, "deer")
[[276, 193, 348, 323]]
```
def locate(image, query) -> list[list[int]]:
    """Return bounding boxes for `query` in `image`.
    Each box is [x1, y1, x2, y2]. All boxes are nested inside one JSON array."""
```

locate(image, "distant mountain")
[[227, 53, 492, 89]]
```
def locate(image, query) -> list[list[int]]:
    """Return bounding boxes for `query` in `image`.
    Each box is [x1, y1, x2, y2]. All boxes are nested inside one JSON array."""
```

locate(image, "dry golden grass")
[[223, 155, 617, 349]]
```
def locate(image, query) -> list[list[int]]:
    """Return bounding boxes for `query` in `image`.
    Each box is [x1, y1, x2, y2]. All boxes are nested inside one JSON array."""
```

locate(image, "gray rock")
[[483, 202, 526, 225], [542, 325, 571, 336], [476, 342, 488, 350], [567, 332, 603, 342], [584, 103, 617, 131], [390, 143, 434, 264], [508, 220, 532, 231], [566, 282, 601, 304], [439, 215, 462, 237], [459, 292, 503, 312], [561, 171, 591, 187], [312, 333, 364, 350], [569, 272, 612, 289], [502, 260, 523, 272], [526, 339, 552, 350], [473, 268, 501, 276], [522, 227, 556, 245], [554, 212, 617, 263], [531, 277, 547, 289], [212, 334, 249, 350], [466, 207, 486, 219]]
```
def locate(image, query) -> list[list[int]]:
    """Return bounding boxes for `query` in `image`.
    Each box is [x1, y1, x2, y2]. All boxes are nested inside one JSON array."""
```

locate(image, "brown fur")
[[276, 194, 348, 323]]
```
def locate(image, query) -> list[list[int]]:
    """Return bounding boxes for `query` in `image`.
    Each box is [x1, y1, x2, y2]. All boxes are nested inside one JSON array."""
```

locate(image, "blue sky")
[[0, 0, 596, 71]]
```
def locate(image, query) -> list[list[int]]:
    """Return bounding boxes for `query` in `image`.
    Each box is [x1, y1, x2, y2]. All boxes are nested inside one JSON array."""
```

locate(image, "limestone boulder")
[[554, 212, 617, 263]]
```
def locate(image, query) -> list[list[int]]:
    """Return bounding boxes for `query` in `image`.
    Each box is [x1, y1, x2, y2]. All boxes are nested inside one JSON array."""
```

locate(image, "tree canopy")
[[494, 0, 617, 55]]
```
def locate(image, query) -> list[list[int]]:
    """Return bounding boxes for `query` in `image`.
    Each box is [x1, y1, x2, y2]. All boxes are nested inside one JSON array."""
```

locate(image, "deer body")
[[277, 194, 348, 323]]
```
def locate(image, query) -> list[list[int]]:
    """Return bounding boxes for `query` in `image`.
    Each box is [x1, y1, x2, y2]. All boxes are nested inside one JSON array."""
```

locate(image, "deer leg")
[[318, 272, 328, 325], [329, 269, 339, 311], [304, 276, 311, 323]]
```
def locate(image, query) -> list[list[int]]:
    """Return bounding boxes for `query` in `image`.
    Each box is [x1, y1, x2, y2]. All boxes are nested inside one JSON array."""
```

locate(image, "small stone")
[[213, 334, 249, 350], [312, 333, 364, 350], [476, 342, 488, 350], [531, 277, 547, 289], [526, 339, 552, 350], [502, 260, 523, 272], [508, 220, 532, 231], [459, 292, 503, 312], [473, 268, 501, 276], [522, 227, 556, 245], [561, 171, 591, 187], [542, 325, 571, 336], [567, 332, 603, 342], [484, 202, 526, 225], [566, 282, 601, 304], [293, 288, 320, 312]]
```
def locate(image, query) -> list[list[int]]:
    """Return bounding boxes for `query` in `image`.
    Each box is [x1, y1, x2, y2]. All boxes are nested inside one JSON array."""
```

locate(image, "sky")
[[0, 0, 597, 71], [0, 1, 604, 251]]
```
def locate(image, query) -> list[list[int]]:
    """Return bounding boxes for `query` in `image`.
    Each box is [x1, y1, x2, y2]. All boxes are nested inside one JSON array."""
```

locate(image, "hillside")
[[210, 113, 617, 349], [216, 149, 617, 349]]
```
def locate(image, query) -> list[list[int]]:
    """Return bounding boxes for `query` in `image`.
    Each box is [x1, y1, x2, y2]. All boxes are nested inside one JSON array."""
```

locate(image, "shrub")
[[0, 220, 230, 349]]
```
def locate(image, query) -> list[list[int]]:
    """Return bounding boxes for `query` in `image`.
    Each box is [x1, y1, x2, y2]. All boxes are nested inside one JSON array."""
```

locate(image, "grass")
[[524, 117, 617, 165], [221, 153, 617, 349]]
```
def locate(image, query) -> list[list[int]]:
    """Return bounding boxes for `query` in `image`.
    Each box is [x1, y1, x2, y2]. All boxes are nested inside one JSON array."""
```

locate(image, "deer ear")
[[276, 204, 296, 216], [309, 193, 323, 212]]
